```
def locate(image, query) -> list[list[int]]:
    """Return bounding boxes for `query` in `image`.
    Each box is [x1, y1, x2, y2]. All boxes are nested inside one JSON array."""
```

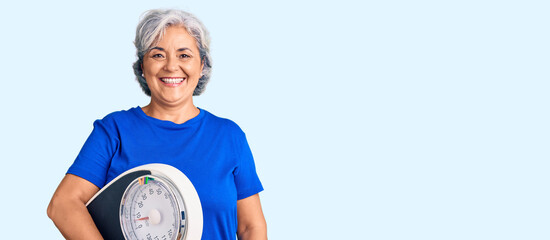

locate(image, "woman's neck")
[[141, 101, 200, 124]]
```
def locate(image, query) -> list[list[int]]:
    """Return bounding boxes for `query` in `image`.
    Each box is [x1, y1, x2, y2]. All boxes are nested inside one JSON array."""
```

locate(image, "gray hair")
[[132, 9, 212, 96]]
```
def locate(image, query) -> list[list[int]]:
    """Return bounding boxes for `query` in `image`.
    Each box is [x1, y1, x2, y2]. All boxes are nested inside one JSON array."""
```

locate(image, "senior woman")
[[47, 9, 267, 240]]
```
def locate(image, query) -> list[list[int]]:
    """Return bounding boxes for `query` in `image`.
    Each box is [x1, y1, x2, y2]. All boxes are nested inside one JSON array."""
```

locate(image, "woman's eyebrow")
[[150, 47, 192, 52], [177, 47, 192, 52], [150, 46, 164, 51]]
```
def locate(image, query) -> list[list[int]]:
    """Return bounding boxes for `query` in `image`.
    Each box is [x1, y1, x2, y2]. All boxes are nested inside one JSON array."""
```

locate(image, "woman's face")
[[142, 26, 204, 107]]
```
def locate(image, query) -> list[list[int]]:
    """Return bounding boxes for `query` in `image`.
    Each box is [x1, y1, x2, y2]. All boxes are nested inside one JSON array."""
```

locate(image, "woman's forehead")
[[150, 26, 198, 51]]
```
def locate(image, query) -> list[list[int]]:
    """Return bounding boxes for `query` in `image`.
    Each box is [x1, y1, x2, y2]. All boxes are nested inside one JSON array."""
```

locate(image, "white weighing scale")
[[86, 164, 203, 240]]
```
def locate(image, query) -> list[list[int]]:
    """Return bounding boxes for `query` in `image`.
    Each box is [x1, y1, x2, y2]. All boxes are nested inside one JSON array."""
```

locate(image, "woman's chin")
[[153, 94, 192, 107]]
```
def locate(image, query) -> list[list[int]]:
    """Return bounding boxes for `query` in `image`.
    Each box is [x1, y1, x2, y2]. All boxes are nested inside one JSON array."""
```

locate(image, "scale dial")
[[120, 175, 186, 240]]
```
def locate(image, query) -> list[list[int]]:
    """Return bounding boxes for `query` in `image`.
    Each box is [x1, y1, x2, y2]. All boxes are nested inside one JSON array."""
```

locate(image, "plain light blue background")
[[0, 0, 548, 239]]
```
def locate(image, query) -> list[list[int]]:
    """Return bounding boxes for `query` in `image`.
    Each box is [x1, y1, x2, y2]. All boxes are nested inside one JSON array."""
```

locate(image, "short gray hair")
[[132, 9, 212, 96]]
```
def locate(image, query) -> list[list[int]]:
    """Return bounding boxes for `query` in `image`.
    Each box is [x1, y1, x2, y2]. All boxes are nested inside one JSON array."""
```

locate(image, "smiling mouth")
[[160, 77, 186, 84]]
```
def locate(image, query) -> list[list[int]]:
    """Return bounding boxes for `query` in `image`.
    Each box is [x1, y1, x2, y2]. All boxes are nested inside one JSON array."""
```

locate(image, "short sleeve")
[[233, 130, 264, 200], [67, 118, 119, 188]]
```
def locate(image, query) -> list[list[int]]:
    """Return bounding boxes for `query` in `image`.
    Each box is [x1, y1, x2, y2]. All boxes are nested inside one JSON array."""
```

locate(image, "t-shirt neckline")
[[133, 106, 205, 129]]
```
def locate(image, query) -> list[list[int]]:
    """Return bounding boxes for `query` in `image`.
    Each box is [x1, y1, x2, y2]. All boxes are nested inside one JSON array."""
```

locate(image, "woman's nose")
[[163, 56, 179, 72]]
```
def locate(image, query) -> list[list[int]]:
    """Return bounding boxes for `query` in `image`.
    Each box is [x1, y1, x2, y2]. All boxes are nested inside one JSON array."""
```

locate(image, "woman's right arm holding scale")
[[48, 174, 103, 240]]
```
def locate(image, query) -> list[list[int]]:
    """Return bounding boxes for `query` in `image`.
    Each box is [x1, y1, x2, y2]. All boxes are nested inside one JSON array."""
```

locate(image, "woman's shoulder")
[[201, 109, 245, 134], [95, 107, 142, 125]]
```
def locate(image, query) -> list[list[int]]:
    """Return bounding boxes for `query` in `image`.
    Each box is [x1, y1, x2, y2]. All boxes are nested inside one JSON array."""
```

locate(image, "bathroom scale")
[[86, 164, 203, 240]]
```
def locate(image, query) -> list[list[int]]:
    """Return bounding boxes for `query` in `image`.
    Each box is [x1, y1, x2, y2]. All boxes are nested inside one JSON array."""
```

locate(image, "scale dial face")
[[120, 175, 186, 240]]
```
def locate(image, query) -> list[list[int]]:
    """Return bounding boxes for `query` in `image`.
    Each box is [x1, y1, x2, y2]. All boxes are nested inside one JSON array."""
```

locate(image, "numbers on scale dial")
[[121, 176, 183, 240], [146, 234, 169, 240]]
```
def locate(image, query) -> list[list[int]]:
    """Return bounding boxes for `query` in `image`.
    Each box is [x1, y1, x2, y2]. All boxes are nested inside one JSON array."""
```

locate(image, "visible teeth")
[[161, 78, 184, 84]]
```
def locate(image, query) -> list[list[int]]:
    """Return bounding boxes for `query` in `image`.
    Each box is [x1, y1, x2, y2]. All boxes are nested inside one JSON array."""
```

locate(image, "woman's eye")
[[152, 53, 164, 58], [180, 54, 190, 58]]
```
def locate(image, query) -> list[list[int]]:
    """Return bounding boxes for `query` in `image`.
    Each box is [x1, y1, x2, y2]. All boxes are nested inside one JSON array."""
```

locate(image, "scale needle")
[[136, 217, 149, 221]]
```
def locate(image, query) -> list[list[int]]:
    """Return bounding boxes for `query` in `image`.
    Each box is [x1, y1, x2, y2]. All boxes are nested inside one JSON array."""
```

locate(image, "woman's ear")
[[200, 58, 205, 76]]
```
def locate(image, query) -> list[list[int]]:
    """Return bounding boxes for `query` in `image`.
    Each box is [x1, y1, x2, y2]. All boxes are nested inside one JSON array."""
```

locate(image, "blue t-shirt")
[[67, 107, 263, 240]]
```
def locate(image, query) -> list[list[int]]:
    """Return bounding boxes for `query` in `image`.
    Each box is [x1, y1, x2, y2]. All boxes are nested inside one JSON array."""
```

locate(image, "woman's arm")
[[237, 194, 267, 240], [47, 174, 103, 240]]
